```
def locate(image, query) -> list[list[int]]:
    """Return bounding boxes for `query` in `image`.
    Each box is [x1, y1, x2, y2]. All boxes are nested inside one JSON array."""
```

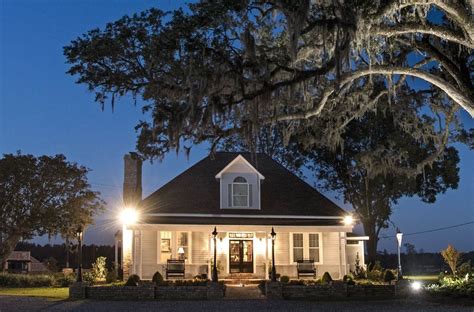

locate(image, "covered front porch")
[[119, 224, 365, 280]]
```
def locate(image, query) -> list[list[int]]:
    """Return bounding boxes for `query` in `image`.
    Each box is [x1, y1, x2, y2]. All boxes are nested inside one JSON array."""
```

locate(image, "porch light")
[[343, 215, 354, 226], [120, 208, 138, 225]]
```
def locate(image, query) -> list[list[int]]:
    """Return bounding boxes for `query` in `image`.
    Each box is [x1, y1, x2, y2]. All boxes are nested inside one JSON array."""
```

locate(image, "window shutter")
[[249, 184, 253, 207], [228, 184, 232, 207]]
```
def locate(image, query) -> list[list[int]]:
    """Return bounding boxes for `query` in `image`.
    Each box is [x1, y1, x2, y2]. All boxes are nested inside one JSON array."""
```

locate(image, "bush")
[[321, 272, 332, 284], [55, 274, 76, 287], [125, 274, 140, 286], [106, 270, 118, 284], [383, 270, 396, 283], [367, 269, 383, 281], [82, 271, 96, 284], [457, 261, 472, 277], [343, 274, 353, 282], [0, 273, 54, 287], [280, 276, 290, 283], [173, 279, 207, 286], [91, 256, 108, 282], [152, 271, 164, 285]]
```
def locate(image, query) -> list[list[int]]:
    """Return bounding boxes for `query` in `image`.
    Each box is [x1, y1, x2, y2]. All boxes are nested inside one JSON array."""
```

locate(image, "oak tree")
[[0, 153, 104, 267]]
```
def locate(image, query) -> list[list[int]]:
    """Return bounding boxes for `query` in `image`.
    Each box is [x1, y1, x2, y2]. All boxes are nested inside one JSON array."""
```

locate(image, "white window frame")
[[232, 180, 249, 208], [177, 231, 192, 263], [289, 232, 323, 265]]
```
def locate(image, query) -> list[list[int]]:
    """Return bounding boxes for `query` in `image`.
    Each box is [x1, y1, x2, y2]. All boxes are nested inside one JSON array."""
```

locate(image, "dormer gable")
[[216, 155, 264, 209]]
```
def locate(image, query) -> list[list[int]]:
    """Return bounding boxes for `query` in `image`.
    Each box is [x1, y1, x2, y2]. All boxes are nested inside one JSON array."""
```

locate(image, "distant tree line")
[[15, 242, 116, 271], [376, 248, 474, 275]]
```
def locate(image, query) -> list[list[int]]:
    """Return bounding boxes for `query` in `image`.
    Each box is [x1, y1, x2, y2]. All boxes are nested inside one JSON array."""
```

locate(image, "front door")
[[229, 240, 253, 273]]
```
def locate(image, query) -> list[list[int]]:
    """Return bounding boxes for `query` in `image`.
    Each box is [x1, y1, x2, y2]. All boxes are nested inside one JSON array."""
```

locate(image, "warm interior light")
[[411, 281, 422, 291], [120, 208, 138, 225], [343, 215, 354, 226]]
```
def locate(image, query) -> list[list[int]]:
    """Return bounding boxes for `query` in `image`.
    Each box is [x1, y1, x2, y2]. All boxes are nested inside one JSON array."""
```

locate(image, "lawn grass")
[[0, 287, 69, 301], [404, 275, 438, 281]]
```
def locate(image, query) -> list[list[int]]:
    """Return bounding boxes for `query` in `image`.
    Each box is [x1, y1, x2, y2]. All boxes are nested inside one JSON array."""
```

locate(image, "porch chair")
[[296, 259, 316, 279], [166, 259, 185, 279]]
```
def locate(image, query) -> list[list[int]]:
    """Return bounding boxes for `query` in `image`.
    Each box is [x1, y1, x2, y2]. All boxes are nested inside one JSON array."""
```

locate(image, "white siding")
[[275, 232, 289, 265], [192, 232, 209, 264]]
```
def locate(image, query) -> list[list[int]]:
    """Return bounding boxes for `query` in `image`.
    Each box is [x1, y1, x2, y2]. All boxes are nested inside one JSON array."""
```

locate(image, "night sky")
[[1, 0, 473, 253]]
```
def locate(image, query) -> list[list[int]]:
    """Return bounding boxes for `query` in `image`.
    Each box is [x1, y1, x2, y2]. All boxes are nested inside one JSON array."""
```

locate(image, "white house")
[[117, 152, 367, 280]]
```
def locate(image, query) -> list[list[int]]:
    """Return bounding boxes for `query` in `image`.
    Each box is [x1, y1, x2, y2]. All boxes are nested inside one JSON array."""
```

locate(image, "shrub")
[[55, 274, 76, 287], [91, 256, 108, 282], [457, 261, 472, 277], [343, 274, 353, 282], [0, 273, 54, 287], [125, 274, 140, 286], [351, 253, 366, 279], [383, 270, 396, 283], [280, 276, 290, 283], [321, 272, 332, 284], [367, 269, 383, 281], [152, 271, 164, 285], [193, 273, 207, 281], [82, 271, 96, 284], [106, 270, 118, 284]]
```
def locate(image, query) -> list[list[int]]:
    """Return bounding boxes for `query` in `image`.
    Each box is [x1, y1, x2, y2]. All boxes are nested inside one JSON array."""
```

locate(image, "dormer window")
[[232, 177, 249, 207]]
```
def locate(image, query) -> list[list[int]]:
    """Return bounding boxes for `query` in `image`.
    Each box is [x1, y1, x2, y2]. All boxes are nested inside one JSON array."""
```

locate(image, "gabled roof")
[[215, 154, 265, 179], [140, 152, 347, 225]]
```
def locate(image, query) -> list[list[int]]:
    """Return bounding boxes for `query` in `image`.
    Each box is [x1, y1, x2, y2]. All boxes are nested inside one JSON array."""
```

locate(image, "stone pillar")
[[69, 282, 89, 299], [265, 281, 283, 299]]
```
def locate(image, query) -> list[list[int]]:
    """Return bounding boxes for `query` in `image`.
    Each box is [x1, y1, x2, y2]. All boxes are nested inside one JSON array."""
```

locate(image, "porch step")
[[221, 278, 263, 285], [224, 284, 265, 300]]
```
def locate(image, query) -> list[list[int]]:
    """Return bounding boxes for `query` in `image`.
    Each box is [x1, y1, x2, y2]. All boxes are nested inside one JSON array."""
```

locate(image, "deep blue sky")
[[1, 0, 473, 252]]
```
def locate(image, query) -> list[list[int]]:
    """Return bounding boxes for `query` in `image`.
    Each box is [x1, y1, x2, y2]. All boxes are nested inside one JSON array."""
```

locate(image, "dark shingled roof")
[[140, 152, 346, 224]]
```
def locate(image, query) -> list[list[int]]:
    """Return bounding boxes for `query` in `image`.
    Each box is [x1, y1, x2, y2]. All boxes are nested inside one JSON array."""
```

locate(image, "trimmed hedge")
[[0, 273, 55, 287]]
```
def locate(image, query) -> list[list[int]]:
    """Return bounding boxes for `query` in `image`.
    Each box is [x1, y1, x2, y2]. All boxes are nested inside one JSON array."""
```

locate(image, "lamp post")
[[270, 227, 277, 282], [212, 227, 218, 282], [76, 225, 83, 283], [396, 228, 403, 280]]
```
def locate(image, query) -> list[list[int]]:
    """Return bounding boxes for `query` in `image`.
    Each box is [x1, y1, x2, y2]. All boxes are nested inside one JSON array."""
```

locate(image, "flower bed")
[[424, 276, 474, 300]]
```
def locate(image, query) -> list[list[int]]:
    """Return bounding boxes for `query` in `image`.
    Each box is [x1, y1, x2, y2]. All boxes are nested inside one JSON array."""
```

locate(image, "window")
[[160, 231, 172, 263], [232, 177, 249, 207], [177, 232, 189, 260], [292, 233, 322, 264], [309, 234, 320, 262], [292, 233, 304, 262]]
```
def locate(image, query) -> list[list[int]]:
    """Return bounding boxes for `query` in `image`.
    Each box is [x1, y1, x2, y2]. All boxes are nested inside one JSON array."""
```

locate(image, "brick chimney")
[[123, 152, 142, 207]]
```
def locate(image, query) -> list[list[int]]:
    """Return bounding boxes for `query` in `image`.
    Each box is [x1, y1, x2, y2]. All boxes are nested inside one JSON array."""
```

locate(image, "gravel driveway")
[[0, 296, 471, 312]]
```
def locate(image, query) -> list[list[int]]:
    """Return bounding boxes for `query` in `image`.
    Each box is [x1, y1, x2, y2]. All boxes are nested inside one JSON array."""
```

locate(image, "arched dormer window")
[[232, 176, 249, 207]]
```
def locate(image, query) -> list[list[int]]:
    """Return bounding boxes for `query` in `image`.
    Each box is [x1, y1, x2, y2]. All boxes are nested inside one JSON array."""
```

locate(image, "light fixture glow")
[[411, 281, 422, 291], [343, 215, 354, 226], [120, 208, 138, 225]]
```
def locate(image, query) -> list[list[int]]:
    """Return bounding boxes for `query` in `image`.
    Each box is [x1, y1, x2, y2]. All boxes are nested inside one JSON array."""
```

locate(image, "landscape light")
[[411, 281, 422, 291], [120, 208, 138, 225], [343, 215, 354, 226]]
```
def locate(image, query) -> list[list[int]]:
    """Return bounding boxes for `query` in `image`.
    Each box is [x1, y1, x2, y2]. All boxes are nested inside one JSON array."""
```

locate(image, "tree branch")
[[373, 23, 474, 49]]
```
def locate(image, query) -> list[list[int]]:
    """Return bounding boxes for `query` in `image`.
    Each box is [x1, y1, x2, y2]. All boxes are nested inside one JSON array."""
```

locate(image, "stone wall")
[[266, 281, 397, 300], [69, 282, 225, 300]]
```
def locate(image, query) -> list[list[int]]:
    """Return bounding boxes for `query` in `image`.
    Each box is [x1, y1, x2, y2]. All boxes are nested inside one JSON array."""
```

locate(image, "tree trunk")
[[65, 237, 70, 268], [362, 220, 379, 267], [0, 235, 21, 271]]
